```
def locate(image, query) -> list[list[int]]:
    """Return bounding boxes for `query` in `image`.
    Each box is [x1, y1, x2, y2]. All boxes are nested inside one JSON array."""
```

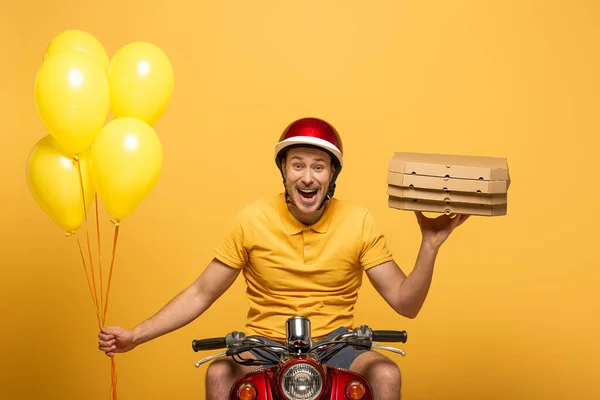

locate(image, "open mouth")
[[297, 188, 318, 201]]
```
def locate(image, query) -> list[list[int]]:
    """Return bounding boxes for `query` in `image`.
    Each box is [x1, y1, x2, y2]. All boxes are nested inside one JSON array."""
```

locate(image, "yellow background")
[[2, 1, 599, 399]]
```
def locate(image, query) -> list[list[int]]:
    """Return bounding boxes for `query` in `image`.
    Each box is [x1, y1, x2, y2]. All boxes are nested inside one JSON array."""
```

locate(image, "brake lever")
[[194, 351, 227, 368], [371, 343, 406, 356]]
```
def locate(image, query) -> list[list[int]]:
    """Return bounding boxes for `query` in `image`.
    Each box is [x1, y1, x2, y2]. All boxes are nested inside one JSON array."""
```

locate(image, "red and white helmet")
[[275, 117, 343, 169], [275, 117, 344, 204]]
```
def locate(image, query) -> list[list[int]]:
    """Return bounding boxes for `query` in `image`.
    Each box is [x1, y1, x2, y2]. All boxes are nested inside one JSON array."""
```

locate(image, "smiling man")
[[97, 117, 469, 400]]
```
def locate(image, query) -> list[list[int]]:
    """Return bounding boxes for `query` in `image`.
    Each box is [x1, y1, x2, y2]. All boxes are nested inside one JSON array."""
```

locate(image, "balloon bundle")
[[25, 29, 175, 399]]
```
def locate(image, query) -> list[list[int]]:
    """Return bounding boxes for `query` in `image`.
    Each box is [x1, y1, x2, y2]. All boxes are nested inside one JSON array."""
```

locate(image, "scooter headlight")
[[280, 362, 323, 400]]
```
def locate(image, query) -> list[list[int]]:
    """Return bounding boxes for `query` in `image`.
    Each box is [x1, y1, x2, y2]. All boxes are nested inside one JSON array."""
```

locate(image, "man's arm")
[[365, 241, 438, 319], [131, 258, 241, 347], [366, 211, 469, 319]]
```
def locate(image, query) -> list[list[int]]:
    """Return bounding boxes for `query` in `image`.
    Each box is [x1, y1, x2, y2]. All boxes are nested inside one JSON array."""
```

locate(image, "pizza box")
[[387, 172, 509, 194], [388, 196, 507, 216], [386, 151, 511, 216], [386, 185, 507, 205], [388, 152, 510, 182]]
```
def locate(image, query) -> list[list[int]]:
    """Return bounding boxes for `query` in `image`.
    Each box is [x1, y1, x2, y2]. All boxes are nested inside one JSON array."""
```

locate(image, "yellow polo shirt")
[[213, 193, 394, 341]]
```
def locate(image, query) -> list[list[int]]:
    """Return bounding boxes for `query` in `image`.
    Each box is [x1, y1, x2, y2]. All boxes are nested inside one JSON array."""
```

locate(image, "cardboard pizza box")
[[388, 196, 507, 216], [386, 185, 507, 206], [388, 152, 510, 183], [387, 172, 509, 194], [386, 151, 511, 216]]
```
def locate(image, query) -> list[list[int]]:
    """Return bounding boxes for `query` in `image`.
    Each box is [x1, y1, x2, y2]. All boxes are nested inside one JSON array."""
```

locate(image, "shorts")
[[248, 326, 369, 370]]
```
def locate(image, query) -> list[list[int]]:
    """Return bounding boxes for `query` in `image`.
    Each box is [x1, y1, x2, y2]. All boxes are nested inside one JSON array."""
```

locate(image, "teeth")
[[299, 189, 316, 193]]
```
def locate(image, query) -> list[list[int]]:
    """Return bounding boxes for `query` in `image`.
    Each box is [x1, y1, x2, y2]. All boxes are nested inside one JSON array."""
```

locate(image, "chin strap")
[[321, 183, 335, 209], [284, 182, 295, 207], [281, 168, 296, 208]]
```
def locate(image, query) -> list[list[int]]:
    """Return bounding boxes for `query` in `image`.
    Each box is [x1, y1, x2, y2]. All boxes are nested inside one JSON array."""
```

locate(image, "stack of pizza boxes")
[[386, 152, 511, 216]]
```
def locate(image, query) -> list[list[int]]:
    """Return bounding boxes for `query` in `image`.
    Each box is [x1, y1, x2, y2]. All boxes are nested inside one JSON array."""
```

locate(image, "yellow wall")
[[2, 1, 599, 399]]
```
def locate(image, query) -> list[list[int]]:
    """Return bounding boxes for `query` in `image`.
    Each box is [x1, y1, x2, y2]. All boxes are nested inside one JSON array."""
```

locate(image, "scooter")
[[191, 316, 408, 399]]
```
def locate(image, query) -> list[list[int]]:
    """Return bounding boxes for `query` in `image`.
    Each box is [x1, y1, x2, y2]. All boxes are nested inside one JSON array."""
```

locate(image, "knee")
[[350, 352, 402, 394], [376, 361, 401, 386], [365, 359, 401, 389], [206, 358, 236, 384]]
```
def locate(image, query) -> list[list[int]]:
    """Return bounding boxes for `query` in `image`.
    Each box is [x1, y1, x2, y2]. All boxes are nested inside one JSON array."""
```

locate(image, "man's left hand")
[[414, 211, 470, 250]]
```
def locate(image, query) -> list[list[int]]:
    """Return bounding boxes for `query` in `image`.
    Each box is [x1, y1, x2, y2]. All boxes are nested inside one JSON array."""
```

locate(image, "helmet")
[[274, 117, 343, 207]]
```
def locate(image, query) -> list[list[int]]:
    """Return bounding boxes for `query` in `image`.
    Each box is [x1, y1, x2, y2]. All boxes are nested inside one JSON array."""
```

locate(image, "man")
[[97, 117, 469, 399]]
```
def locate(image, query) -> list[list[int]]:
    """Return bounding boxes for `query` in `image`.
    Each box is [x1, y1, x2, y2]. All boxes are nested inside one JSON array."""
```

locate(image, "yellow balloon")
[[44, 29, 110, 71], [26, 135, 95, 234], [34, 50, 110, 154], [108, 42, 174, 126], [90, 118, 163, 221]]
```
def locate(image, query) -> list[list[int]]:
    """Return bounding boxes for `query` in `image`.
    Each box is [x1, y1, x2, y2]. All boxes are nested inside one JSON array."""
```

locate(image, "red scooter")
[[191, 316, 408, 399]]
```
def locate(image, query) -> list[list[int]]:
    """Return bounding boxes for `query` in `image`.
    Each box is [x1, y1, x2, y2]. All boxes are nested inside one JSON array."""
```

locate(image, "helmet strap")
[[318, 178, 337, 210], [279, 160, 298, 208], [320, 162, 340, 209]]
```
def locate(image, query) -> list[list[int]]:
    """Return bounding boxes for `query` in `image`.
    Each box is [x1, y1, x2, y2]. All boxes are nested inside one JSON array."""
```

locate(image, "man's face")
[[282, 147, 335, 216]]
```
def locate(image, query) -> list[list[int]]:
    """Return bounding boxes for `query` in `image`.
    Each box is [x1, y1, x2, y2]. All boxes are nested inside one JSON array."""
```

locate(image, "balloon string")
[[75, 157, 101, 315], [95, 193, 104, 325], [85, 224, 101, 316], [76, 237, 102, 329], [104, 221, 120, 400], [110, 357, 118, 400], [73, 158, 118, 399], [103, 220, 120, 325]]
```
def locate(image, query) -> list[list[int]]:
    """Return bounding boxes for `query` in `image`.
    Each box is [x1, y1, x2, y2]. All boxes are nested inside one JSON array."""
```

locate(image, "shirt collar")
[[277, 193, 334, 235]]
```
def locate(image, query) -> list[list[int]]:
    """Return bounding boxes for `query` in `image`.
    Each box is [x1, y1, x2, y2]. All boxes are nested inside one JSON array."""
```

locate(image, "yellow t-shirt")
[[213, 193, 394, 341]]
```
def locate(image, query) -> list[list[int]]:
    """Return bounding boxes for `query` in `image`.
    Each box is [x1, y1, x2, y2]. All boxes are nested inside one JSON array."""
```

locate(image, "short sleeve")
[[213, 212, 249, 269], [359, 211, 394, 270]]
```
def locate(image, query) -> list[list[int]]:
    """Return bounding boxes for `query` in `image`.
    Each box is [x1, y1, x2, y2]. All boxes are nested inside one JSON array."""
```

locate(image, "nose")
[[301, 169, 314, 185]]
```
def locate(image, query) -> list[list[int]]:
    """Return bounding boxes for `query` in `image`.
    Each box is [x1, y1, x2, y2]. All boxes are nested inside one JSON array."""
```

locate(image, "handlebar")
[[192, 337, 227, 352], [372, 330, 408, 343], [191, 326, 408, 367]]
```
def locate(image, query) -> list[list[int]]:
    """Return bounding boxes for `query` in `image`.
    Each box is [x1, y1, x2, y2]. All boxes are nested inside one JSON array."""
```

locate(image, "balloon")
[[34, 50, 110, 154], [107, 42, 174, 126], [44, 29, 110, 71], [90, 118, 163, 221], [26, 135, 95, 234]]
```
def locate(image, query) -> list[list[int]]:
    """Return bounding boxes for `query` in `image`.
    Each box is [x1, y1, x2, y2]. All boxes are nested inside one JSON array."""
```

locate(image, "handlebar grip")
[[372, 330, 408, 343], [192, 337, 227, 352]]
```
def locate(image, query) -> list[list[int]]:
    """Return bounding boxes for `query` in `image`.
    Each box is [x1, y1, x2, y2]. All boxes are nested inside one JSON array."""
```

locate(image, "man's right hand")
[[98, 326, 136, 357], [94, 259, 241, 358]]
